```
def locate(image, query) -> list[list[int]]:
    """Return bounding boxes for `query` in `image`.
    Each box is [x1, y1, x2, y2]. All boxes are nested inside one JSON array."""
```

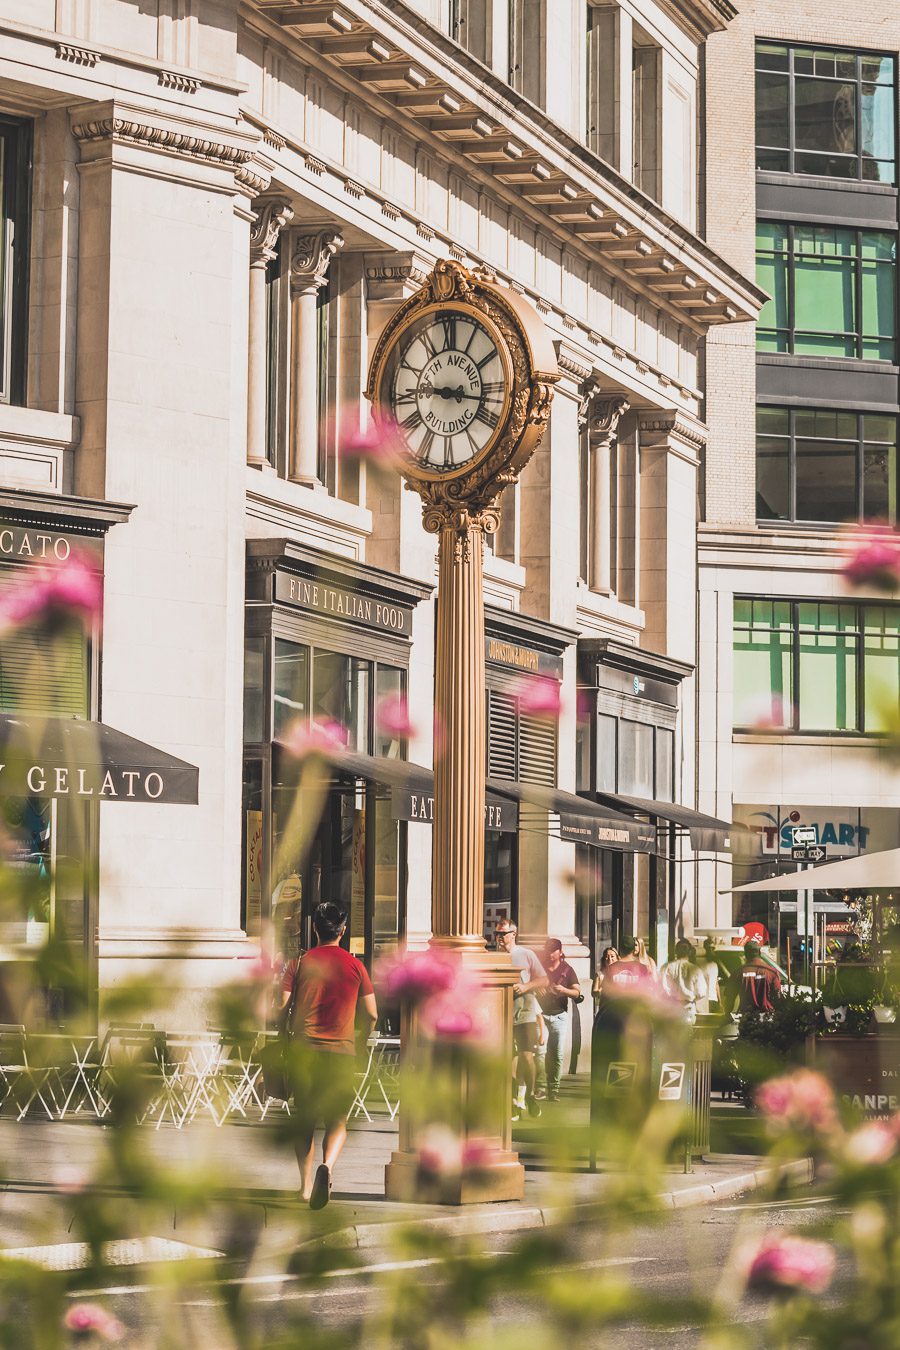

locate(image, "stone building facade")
[[0, 0, 760, 1025], [700, 0, 900, 961]]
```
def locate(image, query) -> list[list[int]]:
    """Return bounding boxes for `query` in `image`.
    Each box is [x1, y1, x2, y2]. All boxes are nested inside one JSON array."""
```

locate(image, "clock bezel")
[[373, 300, 514, 484]]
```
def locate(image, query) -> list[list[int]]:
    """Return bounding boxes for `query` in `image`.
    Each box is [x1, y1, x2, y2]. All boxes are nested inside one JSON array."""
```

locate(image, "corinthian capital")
[[290, 229, 345, 295], [249, 195, 294, 266], [588, 395, 630, 449]]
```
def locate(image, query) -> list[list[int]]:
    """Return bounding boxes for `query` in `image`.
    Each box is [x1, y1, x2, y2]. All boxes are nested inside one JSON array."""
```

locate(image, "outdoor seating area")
[[0, 1024, 400, 1129]]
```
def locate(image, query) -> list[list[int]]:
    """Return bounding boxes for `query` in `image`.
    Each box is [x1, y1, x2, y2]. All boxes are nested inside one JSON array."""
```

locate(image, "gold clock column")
[[432, 509, 487, 949], [385, 503, 525, 1204]]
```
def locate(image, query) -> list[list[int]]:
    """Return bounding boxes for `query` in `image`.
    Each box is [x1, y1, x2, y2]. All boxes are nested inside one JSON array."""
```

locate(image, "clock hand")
[[434, 385, 479, 402]]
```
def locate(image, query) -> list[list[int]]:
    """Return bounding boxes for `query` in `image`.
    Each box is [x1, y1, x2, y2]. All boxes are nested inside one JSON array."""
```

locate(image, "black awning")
[[591, 790, 734, 851], [272, 745, 517, 833], [0, 715, 199, 804], [488, 780, 656, 854]]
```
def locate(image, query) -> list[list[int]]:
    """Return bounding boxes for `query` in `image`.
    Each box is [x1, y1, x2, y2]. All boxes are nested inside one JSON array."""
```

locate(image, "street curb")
[[317, 1157, 815, 1251]]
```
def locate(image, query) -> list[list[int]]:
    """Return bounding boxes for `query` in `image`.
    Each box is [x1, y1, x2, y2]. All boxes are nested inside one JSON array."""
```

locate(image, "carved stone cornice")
[[364, 250, 432, 301], [588, 396, 631, 450], [638, 411, 707, 458], [249, 195, 294, 266], [235, 160, 272, 198], [56, 42, 99, 67], [554, 340, 592, 384], [70, 116, 252, 174], [289, 229, 345, 294]]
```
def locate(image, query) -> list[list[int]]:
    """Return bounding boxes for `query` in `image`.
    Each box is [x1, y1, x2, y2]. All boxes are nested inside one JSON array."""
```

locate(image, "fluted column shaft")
[[289, 284, 321, 484], [589, 435, 612, 593], [246, 196, 293, 469], [432, 520, 486, 948]]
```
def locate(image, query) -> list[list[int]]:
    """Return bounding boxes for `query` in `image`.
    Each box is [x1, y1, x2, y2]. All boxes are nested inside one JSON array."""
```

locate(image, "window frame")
[[756, 405, 899, 525], [756, 222, 897, 361], [733, 596, 900, 735], [0, 116, 31, 406], [755, 40, 897, 185]]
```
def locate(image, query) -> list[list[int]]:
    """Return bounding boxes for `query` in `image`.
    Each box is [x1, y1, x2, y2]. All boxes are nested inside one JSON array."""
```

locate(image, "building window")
[[508, 0, 544, 104], [756, 42, 896, 185], [757, 223, 896, 360], [632, 34, 660, 198], [733, 597, 900, 734], [0, 118, 30, 406], [449, 0, 490, 64], [757, 406, 898, 524], [487, 686, 557, 786]]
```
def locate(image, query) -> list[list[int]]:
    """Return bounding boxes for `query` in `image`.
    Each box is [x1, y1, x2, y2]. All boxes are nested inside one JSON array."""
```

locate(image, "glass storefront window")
[[375, 665, 406, 760], [273, 639, 308, 740], [484, 831, 517, 938], [312, 650, 369, 752], [597, 714, 617, 792], [619, 719, 654, 797], [656, 728, 674, 803], [373, 792, 401, 958], [243, 639, 266, 744]]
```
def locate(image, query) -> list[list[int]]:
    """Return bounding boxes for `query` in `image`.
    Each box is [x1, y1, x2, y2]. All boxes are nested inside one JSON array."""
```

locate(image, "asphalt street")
[[59, 1189, 852, 1348]]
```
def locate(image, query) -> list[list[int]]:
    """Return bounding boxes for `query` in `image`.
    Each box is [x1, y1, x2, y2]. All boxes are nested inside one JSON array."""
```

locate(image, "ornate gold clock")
[[366, 259, 559, 526]]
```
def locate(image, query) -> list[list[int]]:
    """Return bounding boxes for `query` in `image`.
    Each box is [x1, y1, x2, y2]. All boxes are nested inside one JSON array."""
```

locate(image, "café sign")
[[0, 524, 82, 562], [393, 786, 516, 833]]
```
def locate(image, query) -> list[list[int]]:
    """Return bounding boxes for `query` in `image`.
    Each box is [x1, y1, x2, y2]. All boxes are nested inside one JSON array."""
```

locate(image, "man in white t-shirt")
[[496, 920, 547, 1119], [662, 940, 708, 1024]]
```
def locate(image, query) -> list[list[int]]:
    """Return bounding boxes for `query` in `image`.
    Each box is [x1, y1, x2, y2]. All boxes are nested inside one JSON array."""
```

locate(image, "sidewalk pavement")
[[0, 1105, 813, 1256]]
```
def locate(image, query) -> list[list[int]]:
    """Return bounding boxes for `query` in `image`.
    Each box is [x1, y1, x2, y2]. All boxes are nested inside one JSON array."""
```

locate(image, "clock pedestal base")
[[384, 950, 525, 1205]]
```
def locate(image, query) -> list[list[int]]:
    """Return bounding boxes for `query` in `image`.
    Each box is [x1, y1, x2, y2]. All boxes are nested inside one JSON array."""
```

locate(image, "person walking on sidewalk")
[[282, 901, 377, 1209], [535, 939, 582, 1101], [496, 920, 547, 1119], [662, 939, 707, 1024]]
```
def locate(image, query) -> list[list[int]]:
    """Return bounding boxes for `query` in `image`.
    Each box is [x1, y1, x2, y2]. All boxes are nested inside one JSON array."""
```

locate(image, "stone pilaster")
[[247, 195, 293, 470], [587, 395, 630, 595], [288, 228, 343, 485]]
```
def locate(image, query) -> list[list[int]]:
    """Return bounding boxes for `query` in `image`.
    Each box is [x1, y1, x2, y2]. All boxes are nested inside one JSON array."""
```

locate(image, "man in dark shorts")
[[496, 920, 547, 1120], [281, 902, 377, 1209]]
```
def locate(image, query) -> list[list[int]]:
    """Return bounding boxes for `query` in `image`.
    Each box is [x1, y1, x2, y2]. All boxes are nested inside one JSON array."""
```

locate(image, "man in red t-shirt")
[[281, 902, 377, 1209]]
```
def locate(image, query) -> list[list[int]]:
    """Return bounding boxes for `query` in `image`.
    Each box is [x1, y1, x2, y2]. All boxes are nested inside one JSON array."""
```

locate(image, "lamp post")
[[367, 260, 558, 1202]]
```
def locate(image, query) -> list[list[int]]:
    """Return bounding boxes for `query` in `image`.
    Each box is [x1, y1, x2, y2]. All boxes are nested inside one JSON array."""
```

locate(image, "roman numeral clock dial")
[[384, 313, 508, 473]]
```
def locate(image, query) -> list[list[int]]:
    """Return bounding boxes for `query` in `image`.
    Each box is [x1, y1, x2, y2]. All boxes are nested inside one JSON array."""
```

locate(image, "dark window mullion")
[[855, 229, 863, 358], [788, 407, 796, 521], [792, 601, 801, 731], [788, 45, 796, 174], [857, 413, 865, 523]]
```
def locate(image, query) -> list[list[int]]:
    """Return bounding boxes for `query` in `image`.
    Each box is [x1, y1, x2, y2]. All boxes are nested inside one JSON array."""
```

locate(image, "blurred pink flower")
[[64, 1304, 125, 1342], [52, 1165, 88, 1196], [576, 689, 594, 721], [514, 676, 562, 719], [417, 1125, 464, 1176], [376, 949, 458, 1005], [845, 1120, 897, 1166], [742, 694, 793, 731], [756, 1069, 839, 1137], [746, 1234, 835, 1295], [842, 530, 900, 593], [280, 718, 348, 760], [417, 1127, 497, 1178], [419, 980, 492, 1045], [341, 416, 402, 467], [376, 692, 416, 741], [0, 552, 102, 635], [243, 950, 276, 984]]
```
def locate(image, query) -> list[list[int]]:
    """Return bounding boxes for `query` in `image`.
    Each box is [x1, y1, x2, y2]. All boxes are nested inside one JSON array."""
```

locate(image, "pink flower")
[[279, 718, 348, 760], [746, 1235, 835, 1295], [341, 416, 402, 467], [243, 950, 276, 984], [845, 1120, 897, 1166], [514, 676, 562, 719], [376, 692, 416, 741], [743, 694, 793, 731], [0, 552, 102, 634], [756, 1069, 839, 1137], [63, 1304, 125, 1342], [842, 531, 900, 593], [376, 949, 458, 1005], [417, 1125, 464, 1177], [417, 1127, 497, 1178], [419, 981, 492, 1044], [52, 1165, 88, 1196]]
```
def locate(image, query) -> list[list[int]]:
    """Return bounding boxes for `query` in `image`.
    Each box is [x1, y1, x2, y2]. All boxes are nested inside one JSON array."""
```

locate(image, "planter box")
[[810, 1033, 900, 1120]]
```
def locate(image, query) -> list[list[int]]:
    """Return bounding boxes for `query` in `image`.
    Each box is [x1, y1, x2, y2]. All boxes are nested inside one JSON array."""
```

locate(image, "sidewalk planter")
[[809, 1032, 900, 1121]]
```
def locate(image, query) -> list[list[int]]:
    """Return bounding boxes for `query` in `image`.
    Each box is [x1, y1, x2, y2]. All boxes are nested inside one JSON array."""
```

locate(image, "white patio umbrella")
[[719, 847, 900, 894]]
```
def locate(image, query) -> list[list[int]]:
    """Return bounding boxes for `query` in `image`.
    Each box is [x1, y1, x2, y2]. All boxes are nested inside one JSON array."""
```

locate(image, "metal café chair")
[[212, 1033, 266, 1124], [143, 1031, 223, 1129], [96, 1024, 162, 1120], [349, 1035, 401, 1122], [55, 1034, 104, 1120], [1, 1027, 62, 1122], [0, 1024, 30, 1117]]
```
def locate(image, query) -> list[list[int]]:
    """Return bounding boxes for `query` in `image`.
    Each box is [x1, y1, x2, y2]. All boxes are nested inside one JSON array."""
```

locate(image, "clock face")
[[382, 311, 508, 473]]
